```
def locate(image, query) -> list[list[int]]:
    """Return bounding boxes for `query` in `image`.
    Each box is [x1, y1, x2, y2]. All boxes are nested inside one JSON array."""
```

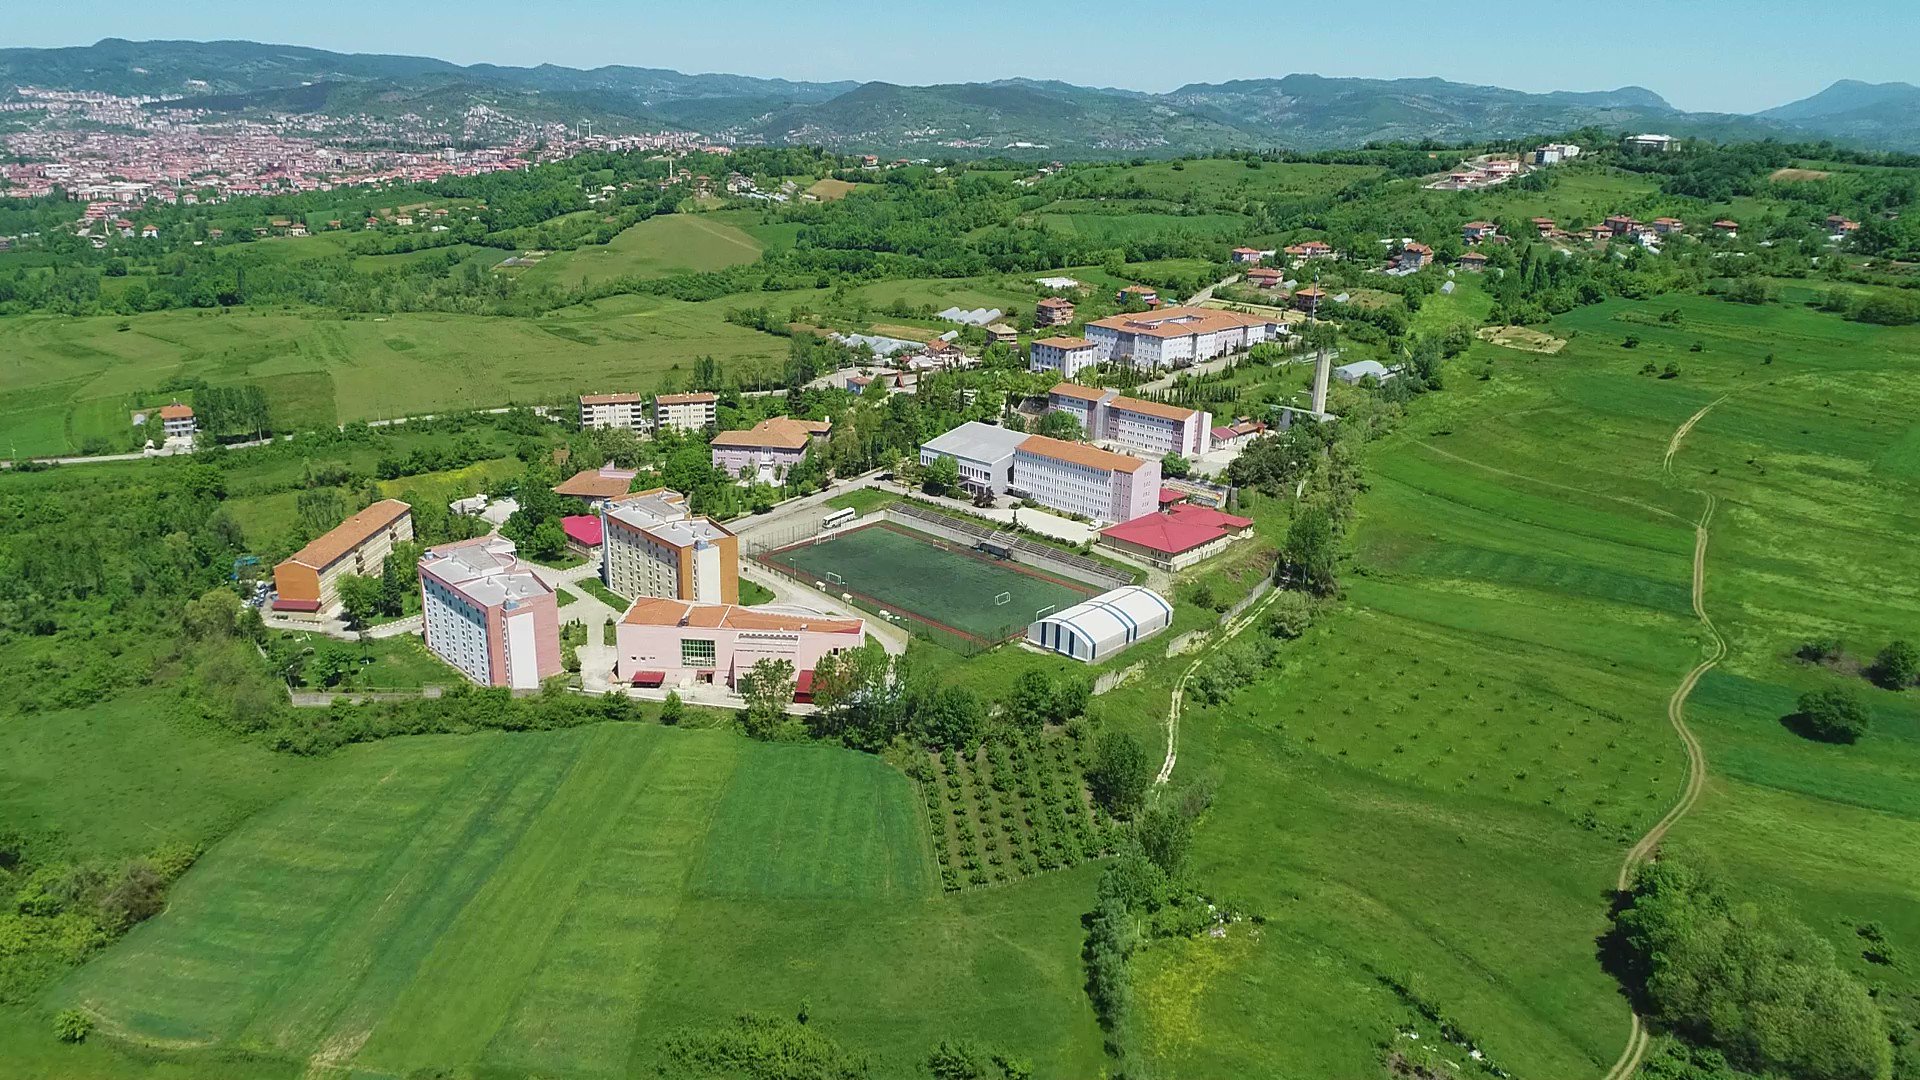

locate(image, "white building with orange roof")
[[158, 401, 196, 439], [1029, 335, 1099, 379], [578, 392, 647, 431], [1082, 306, 1287, 370], [1046, 383, 1212, 458], [615, 597, 864, 693], [653, 391, 717, 432], [1012, 434, 1160, 525]]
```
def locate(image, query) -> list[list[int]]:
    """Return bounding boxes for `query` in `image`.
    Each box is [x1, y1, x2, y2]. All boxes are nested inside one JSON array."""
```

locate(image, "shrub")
[[53, 1009, 92, 1043], [1790, 688, 1871, 744], [1795, 638, 1843, 664], [94, 861, 166, 931], [1086, 731, 1152, 819], [1870, 640, 1918, 689], [1263, 592, 1314, 639]]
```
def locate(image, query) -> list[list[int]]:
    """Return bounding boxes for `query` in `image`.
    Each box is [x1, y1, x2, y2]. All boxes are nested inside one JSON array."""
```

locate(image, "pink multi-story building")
[[418, 536, 562, 689], [615, 597, 864, 694]]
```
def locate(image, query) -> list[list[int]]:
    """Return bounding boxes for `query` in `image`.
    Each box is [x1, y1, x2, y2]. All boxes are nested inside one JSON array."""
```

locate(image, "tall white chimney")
[[1310, 348, 1331, 415]]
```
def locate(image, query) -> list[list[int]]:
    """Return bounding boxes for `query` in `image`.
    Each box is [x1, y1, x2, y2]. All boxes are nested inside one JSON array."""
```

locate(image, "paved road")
[[1182, 273, 1240, 306]]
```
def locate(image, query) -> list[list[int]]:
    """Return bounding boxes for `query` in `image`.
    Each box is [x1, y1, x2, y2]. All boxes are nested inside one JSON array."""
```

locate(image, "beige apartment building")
[[654, 392, 718, 432], [271, 499, 414, 618], [579, 393, 647, 431], [599, 489, 740, 605]]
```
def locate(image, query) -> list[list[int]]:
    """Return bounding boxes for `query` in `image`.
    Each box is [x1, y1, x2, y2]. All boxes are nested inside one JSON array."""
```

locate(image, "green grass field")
[[760, 522, 1095, 643], [0, 695, 312, 861], [0, 295, 791, 456], [1118, 293, 1920, 1078], [517, 214, 765, 288], [45, 724, 1107, 1077]]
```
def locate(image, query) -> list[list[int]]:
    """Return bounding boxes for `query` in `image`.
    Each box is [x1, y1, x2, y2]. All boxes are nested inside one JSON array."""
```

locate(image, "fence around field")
[[885, 501, 1134, 592], [745, 499, 1139, 657], [752, 547, 1024, 657]]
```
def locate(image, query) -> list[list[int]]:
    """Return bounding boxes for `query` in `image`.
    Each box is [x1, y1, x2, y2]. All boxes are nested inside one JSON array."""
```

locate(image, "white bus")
[[823, 507, 857, 530]]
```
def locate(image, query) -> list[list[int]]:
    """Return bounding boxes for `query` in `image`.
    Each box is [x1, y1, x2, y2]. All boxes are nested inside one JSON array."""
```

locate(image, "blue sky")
[[12, 0, 1917, 113]]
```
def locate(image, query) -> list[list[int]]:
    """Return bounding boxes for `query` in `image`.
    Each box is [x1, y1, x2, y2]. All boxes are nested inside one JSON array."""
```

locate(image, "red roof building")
[[1097, 503, 1254, 570], [561, 515, 604, 550]]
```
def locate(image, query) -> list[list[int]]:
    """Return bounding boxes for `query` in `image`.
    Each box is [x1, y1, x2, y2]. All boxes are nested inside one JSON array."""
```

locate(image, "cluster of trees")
[[1083, 778, 1221, 1078], [746, 645, 1090, 754], [0, 837, 201, 1004], [1613, 848, 1893, 1080]]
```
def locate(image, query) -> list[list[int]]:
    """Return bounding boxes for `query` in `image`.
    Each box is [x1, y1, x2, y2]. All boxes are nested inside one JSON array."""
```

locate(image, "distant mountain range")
[[2, 39, 1917, 155]]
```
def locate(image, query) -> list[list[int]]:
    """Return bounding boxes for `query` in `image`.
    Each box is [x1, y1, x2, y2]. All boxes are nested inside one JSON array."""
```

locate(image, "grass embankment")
[[1131, 294, 1920, 1078]]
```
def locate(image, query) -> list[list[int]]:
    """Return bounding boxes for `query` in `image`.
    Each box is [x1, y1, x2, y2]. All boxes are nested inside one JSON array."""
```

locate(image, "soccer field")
[[761, 523, 1095, 644]]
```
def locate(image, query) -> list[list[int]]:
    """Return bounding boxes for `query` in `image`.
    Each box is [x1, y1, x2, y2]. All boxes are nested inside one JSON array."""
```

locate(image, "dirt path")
[[1156, 587, 1283, 786], [1600, 398, 1726, 1080]]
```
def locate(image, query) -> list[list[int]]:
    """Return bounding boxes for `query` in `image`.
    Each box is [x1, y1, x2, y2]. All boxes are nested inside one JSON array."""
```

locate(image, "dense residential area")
[[2, 23, 1920, 1080]]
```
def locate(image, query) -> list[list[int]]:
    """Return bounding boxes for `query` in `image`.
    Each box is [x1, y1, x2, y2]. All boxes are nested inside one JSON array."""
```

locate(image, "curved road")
[[1600, 397, 1727, 1080]]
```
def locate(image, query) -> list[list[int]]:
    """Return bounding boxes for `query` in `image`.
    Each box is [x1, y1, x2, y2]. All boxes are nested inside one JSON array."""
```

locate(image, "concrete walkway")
[[740, 560, 910, 657]]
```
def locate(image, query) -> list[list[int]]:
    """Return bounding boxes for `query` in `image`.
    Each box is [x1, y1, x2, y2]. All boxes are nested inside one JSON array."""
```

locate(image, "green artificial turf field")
[[759, 522, 1096, 644], [45, 724, 1108, 1076]]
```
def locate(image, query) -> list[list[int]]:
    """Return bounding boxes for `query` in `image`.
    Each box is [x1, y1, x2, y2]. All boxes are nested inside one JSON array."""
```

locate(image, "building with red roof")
[[1096, 503, 1254, 570], [561, 515, 603, 552]]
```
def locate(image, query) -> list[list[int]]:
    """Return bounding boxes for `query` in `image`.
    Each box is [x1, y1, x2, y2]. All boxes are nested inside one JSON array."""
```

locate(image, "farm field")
[[515, 213, 765, 288], [1135, 293, 1920, 1077], [1066, 158, 1385, 200], [759, 521, 1095, 645], [0, 294, 790, 456], [46, 724, 1108, 1077]]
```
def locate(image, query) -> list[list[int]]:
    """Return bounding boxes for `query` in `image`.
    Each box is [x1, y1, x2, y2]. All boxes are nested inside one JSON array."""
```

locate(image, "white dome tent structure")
[[1026, 586, 1173, 663]]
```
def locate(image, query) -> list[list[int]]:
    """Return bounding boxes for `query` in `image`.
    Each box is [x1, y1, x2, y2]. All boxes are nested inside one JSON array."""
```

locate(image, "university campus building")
[[615, 597, 864, 693], [918, 421, 1030, 497], [1046, 383, 1212, 458], [1028, 336, 1099, 380], [600, 489, 740, 605], [418, 535, 562, 689], [271, 499, 414, 619], [1011, 434, 1160, 525], [1082, 306, 1287, 370]]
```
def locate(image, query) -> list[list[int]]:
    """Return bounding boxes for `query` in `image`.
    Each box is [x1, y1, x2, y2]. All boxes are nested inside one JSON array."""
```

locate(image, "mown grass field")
[[1125, 293, 1920, 1078], [46, 724, 1108, 1077], [516, 213, 765, 288], [0, 295, 791, 456]]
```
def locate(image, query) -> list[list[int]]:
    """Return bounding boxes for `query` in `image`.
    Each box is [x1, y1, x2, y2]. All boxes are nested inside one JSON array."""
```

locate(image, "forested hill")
[[3, 38, 1919, 153]]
